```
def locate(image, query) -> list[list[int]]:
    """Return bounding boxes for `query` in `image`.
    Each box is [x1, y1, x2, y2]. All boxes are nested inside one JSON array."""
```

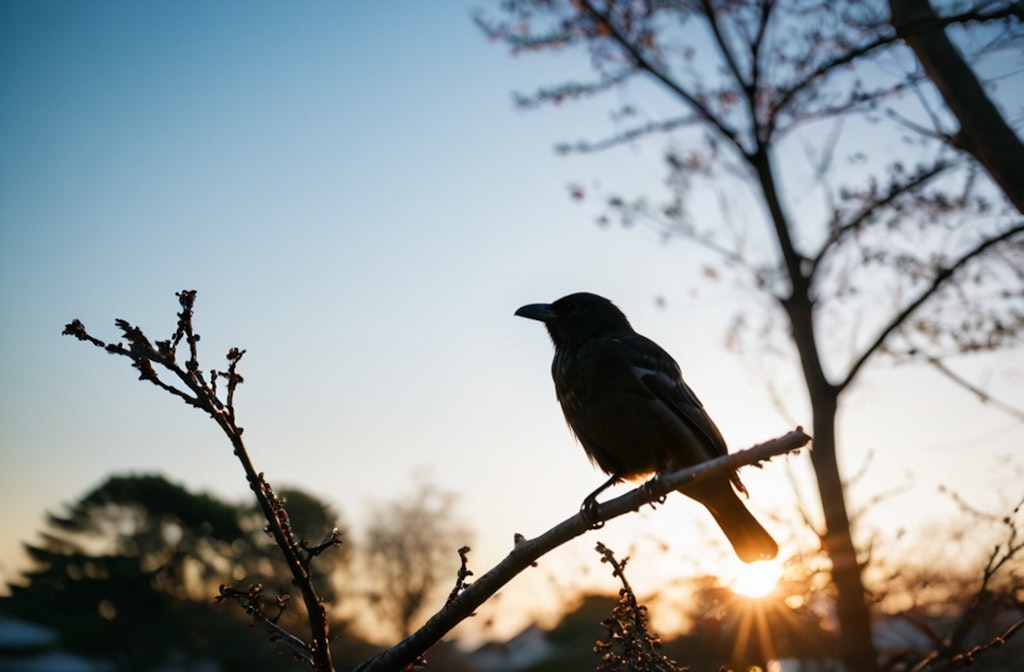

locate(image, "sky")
[[2, 0, 1022, 644]]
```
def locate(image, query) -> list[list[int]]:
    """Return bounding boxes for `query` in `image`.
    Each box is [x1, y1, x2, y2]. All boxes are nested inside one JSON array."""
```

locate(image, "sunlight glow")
[[729, 559, 784, 599]]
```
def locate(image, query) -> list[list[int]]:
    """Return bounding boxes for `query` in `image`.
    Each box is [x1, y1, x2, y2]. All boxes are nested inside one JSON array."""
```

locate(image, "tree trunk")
[[783, 293, 877, 672], [756, 144, 878, 671], [809, 395, 877, 672], [889, 0, 1024, 212]]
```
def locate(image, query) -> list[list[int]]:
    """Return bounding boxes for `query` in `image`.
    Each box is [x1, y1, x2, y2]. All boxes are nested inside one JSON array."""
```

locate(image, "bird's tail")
[[690, 483, 778, 563]]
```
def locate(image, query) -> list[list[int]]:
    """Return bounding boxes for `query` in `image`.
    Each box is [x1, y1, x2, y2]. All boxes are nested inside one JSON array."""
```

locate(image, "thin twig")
[[445, 546, 474, 607], [926, 357, 1024, 422], [217, 584, 315, 667]]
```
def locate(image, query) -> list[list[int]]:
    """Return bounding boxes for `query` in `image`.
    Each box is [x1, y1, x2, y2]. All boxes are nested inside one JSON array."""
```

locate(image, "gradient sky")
[[2, 0, 1022, 642]]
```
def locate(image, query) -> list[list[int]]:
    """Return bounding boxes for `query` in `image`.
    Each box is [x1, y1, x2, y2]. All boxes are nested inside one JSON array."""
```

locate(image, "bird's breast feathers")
[[551, 334, 724, 478]]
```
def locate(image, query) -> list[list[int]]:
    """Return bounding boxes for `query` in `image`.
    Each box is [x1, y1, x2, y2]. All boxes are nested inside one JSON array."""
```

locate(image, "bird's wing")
[[614, 333, 730, 460], [618, 333, 749, 494]]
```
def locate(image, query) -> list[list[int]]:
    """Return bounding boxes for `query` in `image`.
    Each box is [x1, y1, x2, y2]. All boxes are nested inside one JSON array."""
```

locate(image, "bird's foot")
[[579, 473, 619, 529], [580, 494, 605, 529], [640, 476, 668, 508]]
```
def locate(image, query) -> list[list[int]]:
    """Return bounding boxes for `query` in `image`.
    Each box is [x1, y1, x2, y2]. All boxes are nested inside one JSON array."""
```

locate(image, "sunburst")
[[730, 558, 785, 599]]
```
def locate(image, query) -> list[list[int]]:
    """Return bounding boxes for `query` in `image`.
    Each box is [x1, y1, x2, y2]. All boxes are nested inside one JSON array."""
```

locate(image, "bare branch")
[[699, 0, 752, 91], [64, 292, 336, 672], [577, 0, 746, 154], [352, 428, 811, 672], [514, 70, 633, 109], [926, 357, 1024, 422], [771, 32, 895, 123], [773, 1, 1023, 124], [838, 223, 1024, 392], [217, 584, 315, 667], [809, 160, 953, 281], [555, 113, 702, 154]]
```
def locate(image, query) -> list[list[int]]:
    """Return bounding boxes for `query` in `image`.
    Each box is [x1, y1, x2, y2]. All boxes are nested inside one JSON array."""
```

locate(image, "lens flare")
[[730, 559, 784, 599]]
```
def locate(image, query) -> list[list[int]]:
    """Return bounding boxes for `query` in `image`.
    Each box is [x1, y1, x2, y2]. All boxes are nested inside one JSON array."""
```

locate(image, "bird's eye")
[[563, 302, 577, 314]]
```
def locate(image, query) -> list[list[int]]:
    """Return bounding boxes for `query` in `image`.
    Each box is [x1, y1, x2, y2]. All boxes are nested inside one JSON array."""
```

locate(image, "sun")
[[729, 559, 784, 599]]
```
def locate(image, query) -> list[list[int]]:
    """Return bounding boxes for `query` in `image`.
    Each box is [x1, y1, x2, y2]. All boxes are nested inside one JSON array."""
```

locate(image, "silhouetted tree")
[[362, 479, 472, 640], [479, 2, 1023, 670], [3, 474, 306, 670], [24, 474, 241, 598]]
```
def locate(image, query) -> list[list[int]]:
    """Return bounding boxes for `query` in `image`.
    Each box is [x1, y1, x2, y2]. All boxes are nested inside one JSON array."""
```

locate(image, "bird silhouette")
[[516, 292, 778, 562]]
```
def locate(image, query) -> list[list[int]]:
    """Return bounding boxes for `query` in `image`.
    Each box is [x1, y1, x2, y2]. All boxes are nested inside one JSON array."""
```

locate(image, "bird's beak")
[[515, 303, 557, 323]]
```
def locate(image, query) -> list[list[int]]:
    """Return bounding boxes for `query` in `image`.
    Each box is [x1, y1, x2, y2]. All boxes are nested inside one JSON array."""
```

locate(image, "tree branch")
[[514, 71, 632, 109], [838, 222, 1024, 392], [926, 356, 1024, 422], [771, 32, 896, 122], [577, 0, 746, 154], [809, 159, 952, 281], [64, 292, 336, 672], [352, 428, 811, 672], [555, 113, 702, 154], [773, 1, 1022, 123], [699, 0, 751, 91]]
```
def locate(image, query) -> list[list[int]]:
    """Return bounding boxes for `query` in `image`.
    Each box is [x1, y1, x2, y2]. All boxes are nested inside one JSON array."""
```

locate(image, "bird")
[[515, 292, 778, 563]]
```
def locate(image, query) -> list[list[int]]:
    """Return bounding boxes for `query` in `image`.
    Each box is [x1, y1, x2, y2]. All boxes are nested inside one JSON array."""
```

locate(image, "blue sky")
[[2, 0, 1022, 642]]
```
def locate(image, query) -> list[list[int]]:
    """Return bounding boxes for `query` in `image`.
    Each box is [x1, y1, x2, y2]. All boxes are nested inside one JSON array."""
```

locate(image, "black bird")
[[515, 292, 778, 563]]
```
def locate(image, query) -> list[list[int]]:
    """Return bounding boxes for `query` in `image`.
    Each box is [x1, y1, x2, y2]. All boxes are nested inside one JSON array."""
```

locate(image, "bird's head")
[[515, 292, 633, 350]]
